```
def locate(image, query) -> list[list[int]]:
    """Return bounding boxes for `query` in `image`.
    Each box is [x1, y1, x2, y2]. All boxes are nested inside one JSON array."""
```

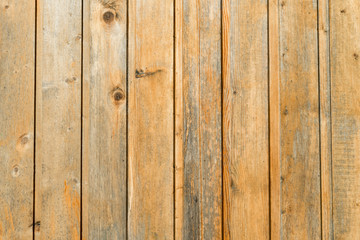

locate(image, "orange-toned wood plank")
[[222, 0, 269, 239], [82, 0, 127, 239], [279, 0, 321, 239], [35, 1, 82, 238], [318, 0, 333, 239], [330, 0, 360, 239], [0, 1, 35, 238], [175, 0, 222, 238], [127, 0, 174, 238]]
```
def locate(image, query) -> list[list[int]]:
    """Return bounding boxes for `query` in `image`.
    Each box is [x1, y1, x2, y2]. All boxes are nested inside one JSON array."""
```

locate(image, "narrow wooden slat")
[[175, 0, 222, 238], [82, 0, 127, 239], [269, 0, 281, 239], [330, 1, 360, 238], [127, 0, 174, 238], [222, 0, 269, 238], [0, 1, 35, 238], [35, 1, 82, 238], [279, 0, 321, 239], [318, 0, 333, 238]]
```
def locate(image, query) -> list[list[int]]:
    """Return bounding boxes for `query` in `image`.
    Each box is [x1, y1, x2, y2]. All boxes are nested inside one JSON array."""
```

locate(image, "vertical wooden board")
[[318, 0, 333, 238], [0, 1, 35, 239], [222, 0, 269, 239], [279, 0, 321, 239], [331, 1, 360, 239], [199, 0, 222, 239], [35, 0, 82, 239], [175, 0, 222, 239], [82, 0, 127, 239], [269, 0, 281, 238], [127, 0, 174, 239]]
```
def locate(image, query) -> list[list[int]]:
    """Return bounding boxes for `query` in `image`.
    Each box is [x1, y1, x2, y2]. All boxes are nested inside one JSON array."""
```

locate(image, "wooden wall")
[[1, 0, 360, 239]]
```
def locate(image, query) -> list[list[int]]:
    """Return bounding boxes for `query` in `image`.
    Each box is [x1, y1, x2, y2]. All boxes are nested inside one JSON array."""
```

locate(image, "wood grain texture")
[[269, 0, 281, 239], [175, 0, 222, 238], [82, 0, 127, 239], [318, 0, 333, 239], [222, 0, 269, 239], [330, 0, 360, 239], [0, 1, 35, 239], [279, 0, 321, 239], [35, 0, 82, 239], [127, 0, 174, 238]]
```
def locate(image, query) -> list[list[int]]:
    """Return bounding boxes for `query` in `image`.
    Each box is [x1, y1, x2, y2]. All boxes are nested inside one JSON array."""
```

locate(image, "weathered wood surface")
[[175, 0, 222, 239], [35, 0, 82, 239], [82, 0, 127, 239], [127, 0, 174, 239], [3, 0, 360, 239], [279, 0, 321, 239], [331, 0, 360, 239], [0, 0, 35, 239], [222, 0, 269, 239]]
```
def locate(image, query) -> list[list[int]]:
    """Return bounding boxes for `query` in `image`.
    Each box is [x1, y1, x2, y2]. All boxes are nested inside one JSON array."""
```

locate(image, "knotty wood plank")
[[330, 1, 360, 238], [0, 1, 35, 238], [279, 0, 321, 239], [35, 1, 82, 238], [222, 0, 269, 239], [175, 0, 222, 238], [318, 0, 333, 238], [128, 0, 174, 238], [269, 0, 281, 238], [82, 0, 127, 239]]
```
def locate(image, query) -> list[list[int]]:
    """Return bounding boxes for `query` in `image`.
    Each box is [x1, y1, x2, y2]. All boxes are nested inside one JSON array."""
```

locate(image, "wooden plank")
[[330, 1, 360, 239], [0, 1, 35, 239], [175, 0, 222, 238], [318, 0, 333, 239], [279, 0, 321, 239], [269, 0, 281, 239], [222, 0, 269, 239], [34, 0, 82, 239], [82, 0, 127, 239], [127, 0, 174, 238]]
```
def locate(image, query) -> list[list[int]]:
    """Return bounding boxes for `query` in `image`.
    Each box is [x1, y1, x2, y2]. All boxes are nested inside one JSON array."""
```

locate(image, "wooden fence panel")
[[279, 0, 321, 239], [331, 0, 360, 239], [35, 0, 82, 239], [175, 0, 222, 239], [222, 0, 269, 239], [82, 0, 127, 239], [127, 0, 174, 239], [0, 1, 35, 238]]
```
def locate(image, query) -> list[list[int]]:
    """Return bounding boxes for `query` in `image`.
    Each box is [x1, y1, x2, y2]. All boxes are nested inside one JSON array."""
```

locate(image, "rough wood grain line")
[[175, 0, 222, 238], [35, 0, 82, 239], [318, 0, 333, 238], [82, 0, 127, 239], [127, 0, 174, 238], [0, 1, 35, 239], [330, 0, 360, 239], [279, 0, 321, 239], [222, 0, 269, 239], [269, 0, 281, 238]]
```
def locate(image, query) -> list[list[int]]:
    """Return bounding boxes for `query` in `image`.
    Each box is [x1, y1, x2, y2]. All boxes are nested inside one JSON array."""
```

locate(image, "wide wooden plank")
[[331, 1, 360, 239], [318, 0, 333, 238], [127, 0, 174, 238], [222, 0, 269, 239], [0, 1, 35, 238], [175, 0, 222, 238], [35, 1, 82, 239], [82, 0, 127, 239], [279, 0, 321, 239]]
